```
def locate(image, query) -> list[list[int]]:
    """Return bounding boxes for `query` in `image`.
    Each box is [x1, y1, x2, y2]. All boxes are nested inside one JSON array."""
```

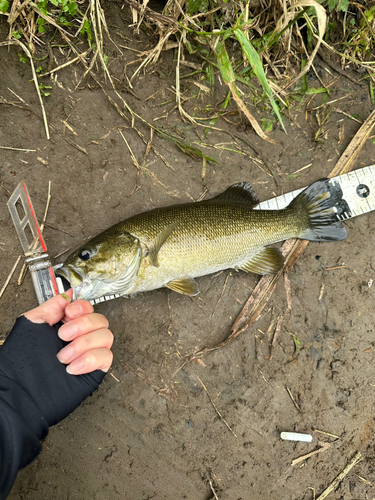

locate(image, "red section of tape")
[[22, 181, 47, 252], [48, 267, 59, 295]]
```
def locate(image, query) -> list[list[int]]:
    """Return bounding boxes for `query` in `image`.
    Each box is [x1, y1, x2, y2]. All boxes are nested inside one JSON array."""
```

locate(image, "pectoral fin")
[[165, 278, 199, 296], [238, 247, 284, 275], [149, 223, 177, 267]]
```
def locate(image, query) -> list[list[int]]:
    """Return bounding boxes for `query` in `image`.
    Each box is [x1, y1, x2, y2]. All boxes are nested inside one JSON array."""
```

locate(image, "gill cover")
[[57, 230, 143, 300], [101, 244, 142, 295]]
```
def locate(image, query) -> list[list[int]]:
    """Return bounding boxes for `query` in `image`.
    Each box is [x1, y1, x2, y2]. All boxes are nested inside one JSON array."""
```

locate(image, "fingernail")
[[61, 293, 70, 302], [66, 359, 83, 375], [66, 303, 83, 318], [57, 345, 75, 363], [58, 323, 77, 341]]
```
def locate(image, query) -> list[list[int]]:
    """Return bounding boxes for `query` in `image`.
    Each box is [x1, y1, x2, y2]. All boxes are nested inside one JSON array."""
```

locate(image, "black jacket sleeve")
[[0, 316, 106, 500]]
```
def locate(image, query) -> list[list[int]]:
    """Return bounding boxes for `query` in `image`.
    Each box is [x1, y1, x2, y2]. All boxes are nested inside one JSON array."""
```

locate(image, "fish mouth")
[[56, 265, 70, 282], [56, 266, 84, 301]]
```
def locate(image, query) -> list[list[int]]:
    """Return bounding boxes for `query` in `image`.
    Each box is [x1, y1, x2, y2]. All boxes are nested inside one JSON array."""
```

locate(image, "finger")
[[23, 290, 73, 326], [65, 347, 114, 375], [58, 313, 109, 341], [57, 328, 114, 364], [61, 300, 94, 324]]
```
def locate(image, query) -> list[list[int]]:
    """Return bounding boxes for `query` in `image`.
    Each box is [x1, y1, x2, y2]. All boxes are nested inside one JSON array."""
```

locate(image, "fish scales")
[[118, 202, 299, 292], [57, 179, 348, 301]]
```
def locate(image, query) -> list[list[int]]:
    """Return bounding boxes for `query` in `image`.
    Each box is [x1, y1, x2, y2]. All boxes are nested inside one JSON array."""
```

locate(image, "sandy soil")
[[1, 3, 375, 499]]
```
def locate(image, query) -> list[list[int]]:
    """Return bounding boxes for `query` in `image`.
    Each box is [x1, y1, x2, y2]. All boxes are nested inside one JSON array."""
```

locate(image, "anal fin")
[[238, 247, 284, 275], [165, 278, 199, 296]]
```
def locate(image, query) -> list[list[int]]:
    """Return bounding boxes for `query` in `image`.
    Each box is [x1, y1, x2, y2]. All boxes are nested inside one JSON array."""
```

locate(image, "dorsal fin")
[[149, 223, 177, 267], [208, 182, 259, 207]]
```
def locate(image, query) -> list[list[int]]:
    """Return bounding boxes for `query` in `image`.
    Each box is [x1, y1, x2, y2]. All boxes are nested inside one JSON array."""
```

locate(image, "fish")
[[57, 179, 348, 301]]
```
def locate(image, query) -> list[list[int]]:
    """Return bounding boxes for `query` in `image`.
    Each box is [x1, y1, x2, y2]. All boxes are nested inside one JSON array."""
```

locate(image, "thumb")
[[23, 289, 74, 326]]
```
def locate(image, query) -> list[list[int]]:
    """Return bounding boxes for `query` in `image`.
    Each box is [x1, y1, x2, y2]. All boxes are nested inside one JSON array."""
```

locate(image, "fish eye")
[[79, 249, 91, 261]]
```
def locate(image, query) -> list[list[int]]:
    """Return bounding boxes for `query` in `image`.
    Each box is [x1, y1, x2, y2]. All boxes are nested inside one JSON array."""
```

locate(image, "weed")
[[121, 0, 375, 140], [18, 52, 28, 64], [321, 1, 375, 61], [0, 0, 9, 13], [370, 79, 374, 106], [11, 30, 22, 39], [261, 118, 273, 132], [38, 83, 52, 97], [5, 0, 92, 44], [80, 19, 93, 44], [123, 0, 331, 140], [294, 336, 302, 355], [3, 0, 374, 147], [36, 0, 79, 27], [326, 0, 349, 13]]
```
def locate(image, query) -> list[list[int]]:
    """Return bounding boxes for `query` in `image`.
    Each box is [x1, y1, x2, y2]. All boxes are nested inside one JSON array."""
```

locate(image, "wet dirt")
[[1, 3, 375, 499]]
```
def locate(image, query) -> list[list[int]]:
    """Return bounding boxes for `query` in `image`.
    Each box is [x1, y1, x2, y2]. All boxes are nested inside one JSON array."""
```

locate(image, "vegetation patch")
[[0, 0, 374, 143]]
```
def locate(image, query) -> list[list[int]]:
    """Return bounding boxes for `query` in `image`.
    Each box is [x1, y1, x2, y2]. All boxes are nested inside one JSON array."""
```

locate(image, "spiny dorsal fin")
[[149, 223, 177, 267], [237, 247, 284, 275], [165, 278, 199, 296], [208, 182, 259, 207]]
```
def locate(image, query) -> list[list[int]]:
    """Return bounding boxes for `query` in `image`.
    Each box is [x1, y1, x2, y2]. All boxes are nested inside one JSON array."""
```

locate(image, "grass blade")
[[215, 40, 275, 143], [234, 28, 286, 133]]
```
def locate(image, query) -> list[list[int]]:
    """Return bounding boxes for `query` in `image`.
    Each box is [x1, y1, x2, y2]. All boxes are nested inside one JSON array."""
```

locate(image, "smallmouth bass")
[[57, 179, 347, 301]]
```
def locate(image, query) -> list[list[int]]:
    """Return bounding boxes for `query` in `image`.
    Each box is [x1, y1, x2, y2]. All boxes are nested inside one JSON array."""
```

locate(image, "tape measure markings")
[[255, 165, 375, 219]]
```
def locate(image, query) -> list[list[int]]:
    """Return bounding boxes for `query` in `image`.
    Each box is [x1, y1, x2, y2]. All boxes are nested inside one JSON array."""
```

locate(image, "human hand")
[[0, 291, 114, 428], [0, 292, 115, 499], [24, 290, 113, 375]]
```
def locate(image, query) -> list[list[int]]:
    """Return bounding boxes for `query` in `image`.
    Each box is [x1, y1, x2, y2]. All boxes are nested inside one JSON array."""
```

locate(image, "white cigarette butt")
[[280, 432, 312, 442]]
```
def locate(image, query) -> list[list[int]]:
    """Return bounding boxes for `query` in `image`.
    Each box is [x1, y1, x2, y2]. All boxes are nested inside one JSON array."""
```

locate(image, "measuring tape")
[[255, 165, 375, 216], [7, 166, 375, 305], [7, 182, 65, 305]]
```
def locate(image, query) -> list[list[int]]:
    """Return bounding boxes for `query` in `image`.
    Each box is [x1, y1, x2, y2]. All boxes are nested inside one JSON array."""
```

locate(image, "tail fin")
[[289, 178, 348, 242]]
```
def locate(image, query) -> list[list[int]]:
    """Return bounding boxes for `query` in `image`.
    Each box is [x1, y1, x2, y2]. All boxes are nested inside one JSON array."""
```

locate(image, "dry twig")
[[292, 441, 331, 466], [0, 40, 50, 139], [0, 256, 22, 299], [316, 452, 362, 500], [119, 130, 141, 170], [40, 180, 51, 233], [0, 146, 36, 152], [0, 97, 87, 154], [39, 49, 91, 77], [286, 386, 301, 412], [17, 262, 28, 287], [54, 248, 70, 260], [196, 374, 237, 438], [313, 429, 340, 440], [208, 479, 219, 500], [212, 273, 230, 317], [269, 315, 284, 359]]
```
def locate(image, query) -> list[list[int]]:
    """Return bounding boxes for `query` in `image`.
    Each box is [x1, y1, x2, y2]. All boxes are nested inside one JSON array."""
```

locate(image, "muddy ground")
[[1, 3, 375, 499]]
